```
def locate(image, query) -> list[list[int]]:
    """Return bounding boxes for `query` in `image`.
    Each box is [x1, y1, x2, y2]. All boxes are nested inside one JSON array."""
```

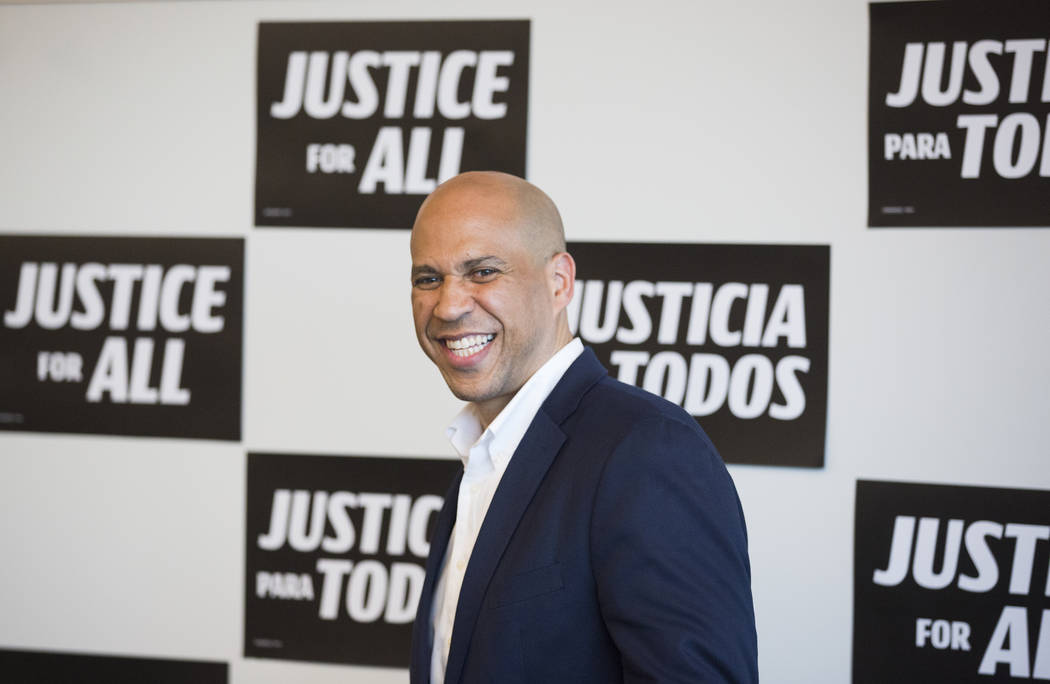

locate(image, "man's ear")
[[550, 252, 576, 309]]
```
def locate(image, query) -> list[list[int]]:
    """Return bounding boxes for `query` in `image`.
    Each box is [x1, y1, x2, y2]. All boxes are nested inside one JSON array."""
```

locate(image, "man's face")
[[410, 189, 561, 419]]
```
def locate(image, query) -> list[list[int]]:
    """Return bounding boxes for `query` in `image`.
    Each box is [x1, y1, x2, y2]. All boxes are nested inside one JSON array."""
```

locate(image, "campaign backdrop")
[[869, 0, 1050, 227], [567, 242, 830, 468], [0, 235, 243, 440], [2, 2, 1049, 684], [854, 480, 1050, 682], [245, 452, 459, 667], [0, 648, 228, 684], [255, 20, 530, 229]]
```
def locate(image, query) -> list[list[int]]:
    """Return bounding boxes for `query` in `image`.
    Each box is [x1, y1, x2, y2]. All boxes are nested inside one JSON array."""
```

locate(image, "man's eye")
[[413, 276, 440, 289], [471, 268, 498, 280]]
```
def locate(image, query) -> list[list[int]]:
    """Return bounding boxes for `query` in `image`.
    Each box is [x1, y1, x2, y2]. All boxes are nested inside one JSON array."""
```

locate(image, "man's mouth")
[[443, 333, 495, 358]]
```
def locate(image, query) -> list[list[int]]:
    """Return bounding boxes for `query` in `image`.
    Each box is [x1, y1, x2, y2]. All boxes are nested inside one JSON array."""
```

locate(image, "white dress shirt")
[[430, 337, 584, 684]]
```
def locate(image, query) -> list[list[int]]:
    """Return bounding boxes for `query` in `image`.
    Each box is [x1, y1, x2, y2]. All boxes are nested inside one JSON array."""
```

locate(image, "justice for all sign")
[[0, 235, 243, 440], [255, 20, 529, 229], [869, 0, 1050, 226], [854, 480, 1050, 682]]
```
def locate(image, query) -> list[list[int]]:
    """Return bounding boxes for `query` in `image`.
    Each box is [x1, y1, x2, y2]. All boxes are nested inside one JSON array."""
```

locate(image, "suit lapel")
[[442, 411, 565, 684], [442, 348, 608, 684], [410, 470, 462, 684]]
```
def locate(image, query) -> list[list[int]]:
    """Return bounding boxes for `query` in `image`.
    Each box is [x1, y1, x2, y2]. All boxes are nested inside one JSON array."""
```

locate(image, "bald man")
[[408, 172, 758, 684]]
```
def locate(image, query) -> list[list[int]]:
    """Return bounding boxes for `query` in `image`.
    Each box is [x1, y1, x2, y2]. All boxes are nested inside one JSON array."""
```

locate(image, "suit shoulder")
[[585, 375, 699, 427], [575, 375, 715, 450]]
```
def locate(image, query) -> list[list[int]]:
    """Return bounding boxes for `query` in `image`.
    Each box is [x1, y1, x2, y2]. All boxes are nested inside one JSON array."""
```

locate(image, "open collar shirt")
[[430, 337, 584, 684]]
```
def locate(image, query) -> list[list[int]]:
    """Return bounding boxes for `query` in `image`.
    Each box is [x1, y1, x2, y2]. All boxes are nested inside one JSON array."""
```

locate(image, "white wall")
[[1, 1, 1048, 682]]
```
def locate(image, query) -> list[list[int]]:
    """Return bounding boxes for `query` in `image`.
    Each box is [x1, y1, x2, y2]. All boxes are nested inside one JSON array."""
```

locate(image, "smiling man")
[[408, 171, 758, 684]]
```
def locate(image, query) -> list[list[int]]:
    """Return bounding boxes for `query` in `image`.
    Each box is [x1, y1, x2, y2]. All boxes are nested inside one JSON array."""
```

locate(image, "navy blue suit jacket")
[[410, 348, 758, 683]]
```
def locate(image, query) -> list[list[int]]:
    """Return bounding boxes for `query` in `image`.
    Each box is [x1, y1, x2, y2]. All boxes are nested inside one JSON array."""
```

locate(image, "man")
[[408, 171, 758, 683]]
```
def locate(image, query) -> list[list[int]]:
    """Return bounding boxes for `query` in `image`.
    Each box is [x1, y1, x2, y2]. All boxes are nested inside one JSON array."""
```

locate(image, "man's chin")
[[446, 382, 489, 403], [441, 372, 502, 405]]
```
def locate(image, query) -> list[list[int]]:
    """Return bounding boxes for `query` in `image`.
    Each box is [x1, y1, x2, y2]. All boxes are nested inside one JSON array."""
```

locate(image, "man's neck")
[[474, 398, 508, 431], [472, 333, 575, 428]]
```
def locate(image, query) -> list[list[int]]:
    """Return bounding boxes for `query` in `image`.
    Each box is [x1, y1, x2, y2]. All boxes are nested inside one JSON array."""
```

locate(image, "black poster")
[[0, 235, 243, 441], [567, 242, 829, 468], [255, 20, 530, 229], [0, 648, 227, 684], [869, 0, 1050, 227], [245, 452, 460, 667], [854, 480, 1050, 682]]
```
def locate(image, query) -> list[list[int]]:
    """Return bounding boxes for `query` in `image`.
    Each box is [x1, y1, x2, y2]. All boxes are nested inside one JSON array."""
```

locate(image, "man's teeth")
[[446, 334, 495, 357]]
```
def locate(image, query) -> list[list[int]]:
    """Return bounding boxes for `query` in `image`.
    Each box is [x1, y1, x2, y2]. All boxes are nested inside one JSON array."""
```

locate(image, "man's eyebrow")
[[410, 264, 439, 278], [461, 256, 508, 271], [411, 256, 508, 278]]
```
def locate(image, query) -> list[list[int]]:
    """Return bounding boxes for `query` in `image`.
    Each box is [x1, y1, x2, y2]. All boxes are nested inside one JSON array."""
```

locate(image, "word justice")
[[271, 50, 514, 120], [3, 262, 230, 333], [886, 39, 1050, 108], [257, 489, 443, 558]]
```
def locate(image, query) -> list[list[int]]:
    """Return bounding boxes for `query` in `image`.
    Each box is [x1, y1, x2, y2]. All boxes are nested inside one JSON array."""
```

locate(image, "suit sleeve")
[[589, 416, 758, 683]]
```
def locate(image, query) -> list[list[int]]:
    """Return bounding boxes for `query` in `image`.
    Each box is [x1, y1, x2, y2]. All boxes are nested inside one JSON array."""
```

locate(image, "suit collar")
[[538, 346, 608, 425], [441, 346, 607, 684]]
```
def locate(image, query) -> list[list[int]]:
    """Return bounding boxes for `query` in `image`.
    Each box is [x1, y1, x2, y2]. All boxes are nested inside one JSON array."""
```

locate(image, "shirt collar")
[[446, 403, 484, 466], [445, 338, 584, 470]]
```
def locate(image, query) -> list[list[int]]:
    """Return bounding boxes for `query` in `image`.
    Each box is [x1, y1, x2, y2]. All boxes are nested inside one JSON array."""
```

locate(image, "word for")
[[37, 351, 83, 382], [306, 143, 355, 173], [915, 618, 971, 650]]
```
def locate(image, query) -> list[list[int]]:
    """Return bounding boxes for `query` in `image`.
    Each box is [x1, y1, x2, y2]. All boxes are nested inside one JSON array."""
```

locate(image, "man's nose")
[[433, 278, 474, 321]]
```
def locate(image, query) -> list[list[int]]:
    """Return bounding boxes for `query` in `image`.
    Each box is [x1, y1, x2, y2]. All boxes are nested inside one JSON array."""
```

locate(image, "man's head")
[[410, 171, 575, 425]]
